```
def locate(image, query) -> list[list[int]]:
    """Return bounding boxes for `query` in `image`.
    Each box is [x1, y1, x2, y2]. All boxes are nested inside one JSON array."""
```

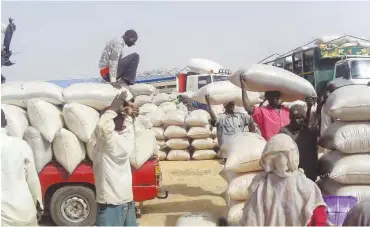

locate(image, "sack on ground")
[[176, 212, 217, 226], [227, 201, 246, 226], [53, 128, 86, 174], [131, 128, 157, 169], [153, 93, 171, 105], [324, 85, 370, 121], [185, 110, 210, 127], [187, 126, 212, 139], [27, 98, 64, 142], [159, 102, 177, 113], [224, 133, 266, 173], [158, 150, 167, 161], [319, 179, 370, 202], [157, 140, 167, 149], [145, 108, 165, 127], [23, 127, 53, 173], [135, 95, 152, 107], [129, 84, 156, 96], [152, 127, 165, 140], [139, 103, 158, 115], [166, 138, 190, 149], [192, 149, 217, 160], [167, 149, 191, 161], [63, 103, 99, 142], [192, 138, 215, 150], [164, 125, 187, 138], [135, 115, 153, 130], [1, 81, 64, 107], [163, 110, 186, 126], [2, 104, 29, 138], [227, 172, 260, 201], [318, 151, 370, 184], [63, 83, 132, 110], [319, 121, 370, 153]]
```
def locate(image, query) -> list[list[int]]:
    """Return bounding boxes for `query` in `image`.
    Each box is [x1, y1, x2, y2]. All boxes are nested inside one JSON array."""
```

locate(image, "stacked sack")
[[318, 85, 370, 202], [2, 81, 156, 174], [219, 133, 266, 225]]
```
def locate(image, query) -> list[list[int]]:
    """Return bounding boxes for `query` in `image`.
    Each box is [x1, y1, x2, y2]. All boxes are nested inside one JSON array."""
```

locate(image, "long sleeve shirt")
[[99, 37, 125, 82], [1, 128, 43, 226], [93, 110, 135, 205]]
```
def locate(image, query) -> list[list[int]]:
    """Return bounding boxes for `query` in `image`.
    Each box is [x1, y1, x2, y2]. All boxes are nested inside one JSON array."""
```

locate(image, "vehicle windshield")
[[351, 60, 370, 79], [212, 75, 229, 82]]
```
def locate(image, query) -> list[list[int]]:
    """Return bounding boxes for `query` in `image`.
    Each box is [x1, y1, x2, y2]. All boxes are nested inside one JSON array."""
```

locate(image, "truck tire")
[[50, 186, 96, 226]]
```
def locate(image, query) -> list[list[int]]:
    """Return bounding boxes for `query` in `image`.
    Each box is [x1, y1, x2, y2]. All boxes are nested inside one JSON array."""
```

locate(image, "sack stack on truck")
[[317, 85, 370, 202], [219, 133, 266, 225]]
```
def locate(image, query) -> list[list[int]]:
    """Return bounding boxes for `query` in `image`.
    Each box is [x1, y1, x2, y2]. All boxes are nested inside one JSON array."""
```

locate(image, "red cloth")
[[252, 105, 290, 140], [308, 206, 327, 226]]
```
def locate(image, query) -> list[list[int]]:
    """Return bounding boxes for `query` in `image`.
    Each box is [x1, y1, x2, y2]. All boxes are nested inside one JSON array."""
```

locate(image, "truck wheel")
[[50, 186, 96, 226]]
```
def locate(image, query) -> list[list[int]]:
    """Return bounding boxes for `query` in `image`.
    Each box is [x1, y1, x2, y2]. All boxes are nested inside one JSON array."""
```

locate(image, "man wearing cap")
[[99, 29, 139, 89]]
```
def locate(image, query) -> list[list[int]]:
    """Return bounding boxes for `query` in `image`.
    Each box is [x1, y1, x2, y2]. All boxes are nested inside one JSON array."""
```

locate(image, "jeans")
[[95, 201, 137, 226]]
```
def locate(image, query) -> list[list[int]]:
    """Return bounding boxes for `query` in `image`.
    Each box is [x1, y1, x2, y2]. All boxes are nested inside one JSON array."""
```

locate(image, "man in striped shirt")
[[99, 30, 139, 89]]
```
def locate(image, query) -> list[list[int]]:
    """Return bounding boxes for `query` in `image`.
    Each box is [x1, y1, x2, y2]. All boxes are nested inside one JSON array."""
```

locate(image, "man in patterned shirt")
[[99, 29, 139, 89]]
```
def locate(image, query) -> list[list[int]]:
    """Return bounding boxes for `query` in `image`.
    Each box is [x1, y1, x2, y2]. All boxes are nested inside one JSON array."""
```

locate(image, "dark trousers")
[[102, 53, 139, 85]]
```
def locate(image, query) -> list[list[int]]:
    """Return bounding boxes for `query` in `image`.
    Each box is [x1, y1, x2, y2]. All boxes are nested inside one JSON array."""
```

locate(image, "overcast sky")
[[2, 1, 370, 82]]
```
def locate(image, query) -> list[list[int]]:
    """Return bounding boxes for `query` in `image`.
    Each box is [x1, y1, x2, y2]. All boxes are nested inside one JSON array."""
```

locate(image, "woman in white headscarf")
[[239, 134, 327, 226]]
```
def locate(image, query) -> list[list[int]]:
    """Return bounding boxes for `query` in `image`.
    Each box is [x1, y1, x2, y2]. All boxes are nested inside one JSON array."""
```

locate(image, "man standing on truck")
[[1, 109, 43, 226], [99, 29, 139, 89], [93, 92, 139, 226]]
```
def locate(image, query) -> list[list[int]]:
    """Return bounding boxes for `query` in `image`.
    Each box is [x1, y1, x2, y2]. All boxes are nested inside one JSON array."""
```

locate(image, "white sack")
[[63, 83, 132, 110], [129, 84, 156, 96], [176, 212, 217, 226], [177, 102, 189, 115], [314, 35, 341, 45], [187, 58, 223, 74], [227, 172, 260, 201], [192, 138, 215, 150], [53, 128, 86, 174], [139, 103, 158, 115], [159, 102, 177, 113], [164, 125, 187, 138], [145, 108, 165, 126], [211, 127, 217, 138], [166, 138, 190, 150], [192, 81, 262, 105], [1, 81, 64, 107], [157, 140, 167, 149], [187, 126, 212, 139], [86, 140, 97, 162], [324, 85, 370, 121], [224, 133, 266, 173], [63, 103, 99, 142], [319, 121, 370, 153], [227, 201, 246, 226], [27, 98, 64, 142], [163, 110, 186, 126], [318, 151, 370, 184], [185, 109, 210, 127], [152, 127, 165, 140], [229, 64, 317, 102], [23, 127, 53, 173], [135, 115, 153, 130], [158, 150, 167, 161], [131, 128, 157, 169], [192, 149, 217, 160], [153, 93, 171, 105], [1, 104, 29, 138], [166, 149, 190, 161], [134, 95, 152, 107], [319, 179, 370, 202]]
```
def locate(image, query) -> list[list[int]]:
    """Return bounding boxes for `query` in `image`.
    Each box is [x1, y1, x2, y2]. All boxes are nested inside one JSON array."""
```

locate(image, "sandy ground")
[[40, 160, 228, 226]]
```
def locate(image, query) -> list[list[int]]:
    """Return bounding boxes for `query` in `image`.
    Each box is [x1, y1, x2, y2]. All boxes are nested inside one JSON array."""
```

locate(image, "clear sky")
[[2, 1, 370, 82]]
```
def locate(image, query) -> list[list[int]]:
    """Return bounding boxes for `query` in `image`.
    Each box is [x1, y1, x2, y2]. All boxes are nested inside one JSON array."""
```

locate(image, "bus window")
[[335, 64, 347, 78], [198, 76, 212, 89]]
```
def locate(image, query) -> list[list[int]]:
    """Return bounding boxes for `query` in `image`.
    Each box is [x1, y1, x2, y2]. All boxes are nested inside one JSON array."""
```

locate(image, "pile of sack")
[[315, 35, 370, 48], [2, 81, 157, 174], [219, 133, 266, 225], [318, 85, 370, 202]]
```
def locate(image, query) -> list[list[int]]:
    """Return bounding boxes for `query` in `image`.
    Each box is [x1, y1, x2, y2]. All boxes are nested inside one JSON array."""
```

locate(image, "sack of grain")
[[177, 102, 189, 115], [27, 98, 64, 142], [192, 138, 216, 150], [167, 149, 191, 161], [1, 104, 29, 138], [53, 128, 86, 174], [23, 127, 53, 173], [1, 81, 64, 107], [166, 138, 190, 150], [135, 115, 153, 130], [163, 110, 186, 126], [157, 139, 167, 149], [227, 172, 260, 201], [192, 81, 262, 105], [318, 151, 370, 184], [211, 127, 217, 138], [192, 149, 217, 160], [86, 140, 97, 162], [134, 95, 152, 107], [187, 58, 223, 74], [131, 128, 157, 169], [164, 125, 187, 138], [224, 133, 266, 173], [158, 150, 167, 161], [219, 169, 240, 183], [187, 126, 212, 139], [159, 102, 177, 113], [227, 201, 245, 226], [229, 64, 317, 101], [63, 103, 99, 142], [319, 179, 370, 201], [185, 109, 210, 127], [152, 127, 165, 140], [139, 103, 158, 115], [63, 83, 132, 110], [153, 93, 171, 106], [319, 121, 370, 153], [176, 212, 217, 226], [145, 108, 165, 127], [214, 138, 219, 147], [129, 84, 156, 96]]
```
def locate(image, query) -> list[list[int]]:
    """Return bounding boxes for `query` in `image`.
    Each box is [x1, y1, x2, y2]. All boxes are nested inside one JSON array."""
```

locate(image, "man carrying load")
[[99, 29, 139, 89]]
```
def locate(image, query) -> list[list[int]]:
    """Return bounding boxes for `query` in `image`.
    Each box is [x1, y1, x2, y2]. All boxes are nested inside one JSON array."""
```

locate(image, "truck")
[[261, 37, 370, 95]]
